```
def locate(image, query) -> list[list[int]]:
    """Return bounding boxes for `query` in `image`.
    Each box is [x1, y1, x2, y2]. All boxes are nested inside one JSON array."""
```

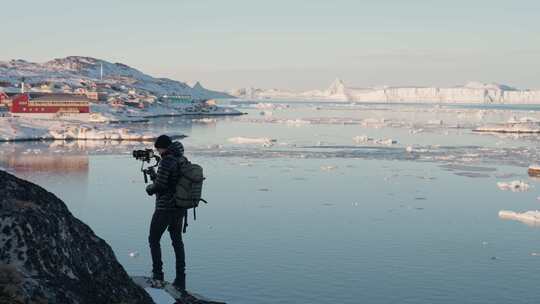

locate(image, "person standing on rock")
[[145, 134, 196, 302]]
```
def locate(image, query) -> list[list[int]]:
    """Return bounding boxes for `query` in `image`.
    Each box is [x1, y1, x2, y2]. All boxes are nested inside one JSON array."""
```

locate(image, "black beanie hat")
[[154, 135, 172, 149]]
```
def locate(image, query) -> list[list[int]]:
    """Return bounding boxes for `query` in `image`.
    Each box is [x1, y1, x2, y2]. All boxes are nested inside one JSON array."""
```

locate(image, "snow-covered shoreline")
[[90, 102, 243, 122], [0, 101, 242, 142], [0, 117, 185, 142]]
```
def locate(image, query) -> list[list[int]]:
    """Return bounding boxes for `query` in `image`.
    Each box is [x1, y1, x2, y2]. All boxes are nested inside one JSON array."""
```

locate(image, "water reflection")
[[0, 144, 91, 206], [0, 153, 89, 175]]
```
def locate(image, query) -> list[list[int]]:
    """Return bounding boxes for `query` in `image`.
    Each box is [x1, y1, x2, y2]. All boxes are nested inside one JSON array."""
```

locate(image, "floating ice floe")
[[528, 165, 540, 177], [499, 210, 540, 226], [353, 135, 397, 146], [320, 165, 338, 171], [284, 119, 310, 126], [427, 119, 443, 125], [474, 122, 540, 133], [228, 137, 277, 147], [254, 103, 276, 109], [507, 116, 539, 123], [192, 118, 217, 124], [496, 180, 531, 192], [361, 118, 388, 128], [253, 102, 289, 111]]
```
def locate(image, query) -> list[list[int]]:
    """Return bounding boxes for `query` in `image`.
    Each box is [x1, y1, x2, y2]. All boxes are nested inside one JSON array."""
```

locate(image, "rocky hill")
[[0, 169, 154, 304], [0, 56, 232, 99]]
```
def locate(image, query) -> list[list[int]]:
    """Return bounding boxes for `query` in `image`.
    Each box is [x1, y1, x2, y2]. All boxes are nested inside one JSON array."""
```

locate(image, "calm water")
[[2, 102, 540, 304]]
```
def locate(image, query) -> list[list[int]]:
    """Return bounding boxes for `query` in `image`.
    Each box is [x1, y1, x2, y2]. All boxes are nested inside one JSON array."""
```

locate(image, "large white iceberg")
[[231, 79, 540, 104]]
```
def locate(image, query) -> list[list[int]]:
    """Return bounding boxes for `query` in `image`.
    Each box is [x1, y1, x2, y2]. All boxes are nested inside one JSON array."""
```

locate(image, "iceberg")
[[320, 165, 338, 171], [499, 210, 540, 226], [496, 180, 530, 192], [231, 79, 540, 104]]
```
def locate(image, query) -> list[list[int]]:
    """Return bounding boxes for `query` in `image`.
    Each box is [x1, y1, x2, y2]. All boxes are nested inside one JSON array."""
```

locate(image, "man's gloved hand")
[[146, 184, 155, 196]]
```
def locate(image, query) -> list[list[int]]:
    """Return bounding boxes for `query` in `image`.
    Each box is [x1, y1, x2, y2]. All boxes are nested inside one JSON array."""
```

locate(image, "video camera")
[[132, 149, 161, 183]]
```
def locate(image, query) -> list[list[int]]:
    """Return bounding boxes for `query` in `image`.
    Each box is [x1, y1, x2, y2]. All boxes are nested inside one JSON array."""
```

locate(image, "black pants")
[[148, 208, 185, 289]]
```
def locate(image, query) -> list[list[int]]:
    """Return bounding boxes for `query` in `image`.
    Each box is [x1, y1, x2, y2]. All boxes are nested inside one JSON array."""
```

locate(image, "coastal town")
[[0, 57, 242, 141], [0, 79, 239, 120]]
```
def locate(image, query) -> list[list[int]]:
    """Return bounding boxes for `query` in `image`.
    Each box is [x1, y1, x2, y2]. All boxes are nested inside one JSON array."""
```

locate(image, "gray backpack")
[[175, 159, 208, 232]]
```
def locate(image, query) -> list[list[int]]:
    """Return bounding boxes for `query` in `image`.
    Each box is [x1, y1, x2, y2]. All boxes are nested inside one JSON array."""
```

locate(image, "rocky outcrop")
[[0, 170, 154, 304]]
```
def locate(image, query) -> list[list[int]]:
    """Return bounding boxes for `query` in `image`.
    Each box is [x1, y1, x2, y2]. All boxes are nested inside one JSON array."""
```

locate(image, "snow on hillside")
[[230, 79, 540, 104], [0, 56, 232, 99]]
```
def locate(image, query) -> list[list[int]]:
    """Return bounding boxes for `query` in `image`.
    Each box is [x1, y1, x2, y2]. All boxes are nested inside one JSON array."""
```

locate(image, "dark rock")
[[0, 170, 154, 304]]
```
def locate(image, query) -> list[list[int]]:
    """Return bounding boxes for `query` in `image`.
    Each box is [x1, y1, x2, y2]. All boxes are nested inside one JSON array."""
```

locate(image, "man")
[[145, 134, 194, 300]]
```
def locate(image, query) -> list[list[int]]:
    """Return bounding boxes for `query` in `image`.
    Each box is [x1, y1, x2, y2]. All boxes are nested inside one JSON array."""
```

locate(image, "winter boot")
[[151, 271, 165, 288]]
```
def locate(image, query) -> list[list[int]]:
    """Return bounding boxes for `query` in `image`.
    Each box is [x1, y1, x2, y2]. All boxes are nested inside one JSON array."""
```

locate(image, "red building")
[[10, 93, 90, 118], [0, 92, 8, 103]]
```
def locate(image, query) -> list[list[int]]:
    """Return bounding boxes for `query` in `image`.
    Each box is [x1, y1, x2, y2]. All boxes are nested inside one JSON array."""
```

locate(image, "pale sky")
[[2, 0, 539, 90]]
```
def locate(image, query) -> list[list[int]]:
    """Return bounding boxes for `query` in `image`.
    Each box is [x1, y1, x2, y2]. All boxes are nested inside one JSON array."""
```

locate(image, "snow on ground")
[[499, 210, 540, 226], [145, 287, 175, 304]]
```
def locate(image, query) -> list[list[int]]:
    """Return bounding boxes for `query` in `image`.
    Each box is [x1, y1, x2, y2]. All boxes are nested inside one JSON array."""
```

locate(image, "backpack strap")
[[182, 209, 188, 233]]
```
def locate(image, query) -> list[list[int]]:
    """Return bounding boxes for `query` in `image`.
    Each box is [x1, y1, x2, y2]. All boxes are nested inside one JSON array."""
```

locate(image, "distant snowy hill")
[[231, 79, 540, 104], [0, 56, 232, 99]]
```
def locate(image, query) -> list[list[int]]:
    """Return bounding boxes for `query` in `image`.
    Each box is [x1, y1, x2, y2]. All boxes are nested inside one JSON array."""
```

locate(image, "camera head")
[[132, 149, 155, 162], [133, 148, 161, 183]]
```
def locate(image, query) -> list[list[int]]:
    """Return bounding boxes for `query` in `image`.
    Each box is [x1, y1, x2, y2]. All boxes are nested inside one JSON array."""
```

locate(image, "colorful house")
[[10, 93, 90, 119]]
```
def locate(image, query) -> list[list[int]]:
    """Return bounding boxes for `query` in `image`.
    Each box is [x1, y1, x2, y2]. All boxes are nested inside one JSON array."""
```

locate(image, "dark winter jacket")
[[146, 141, 186, 209]]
